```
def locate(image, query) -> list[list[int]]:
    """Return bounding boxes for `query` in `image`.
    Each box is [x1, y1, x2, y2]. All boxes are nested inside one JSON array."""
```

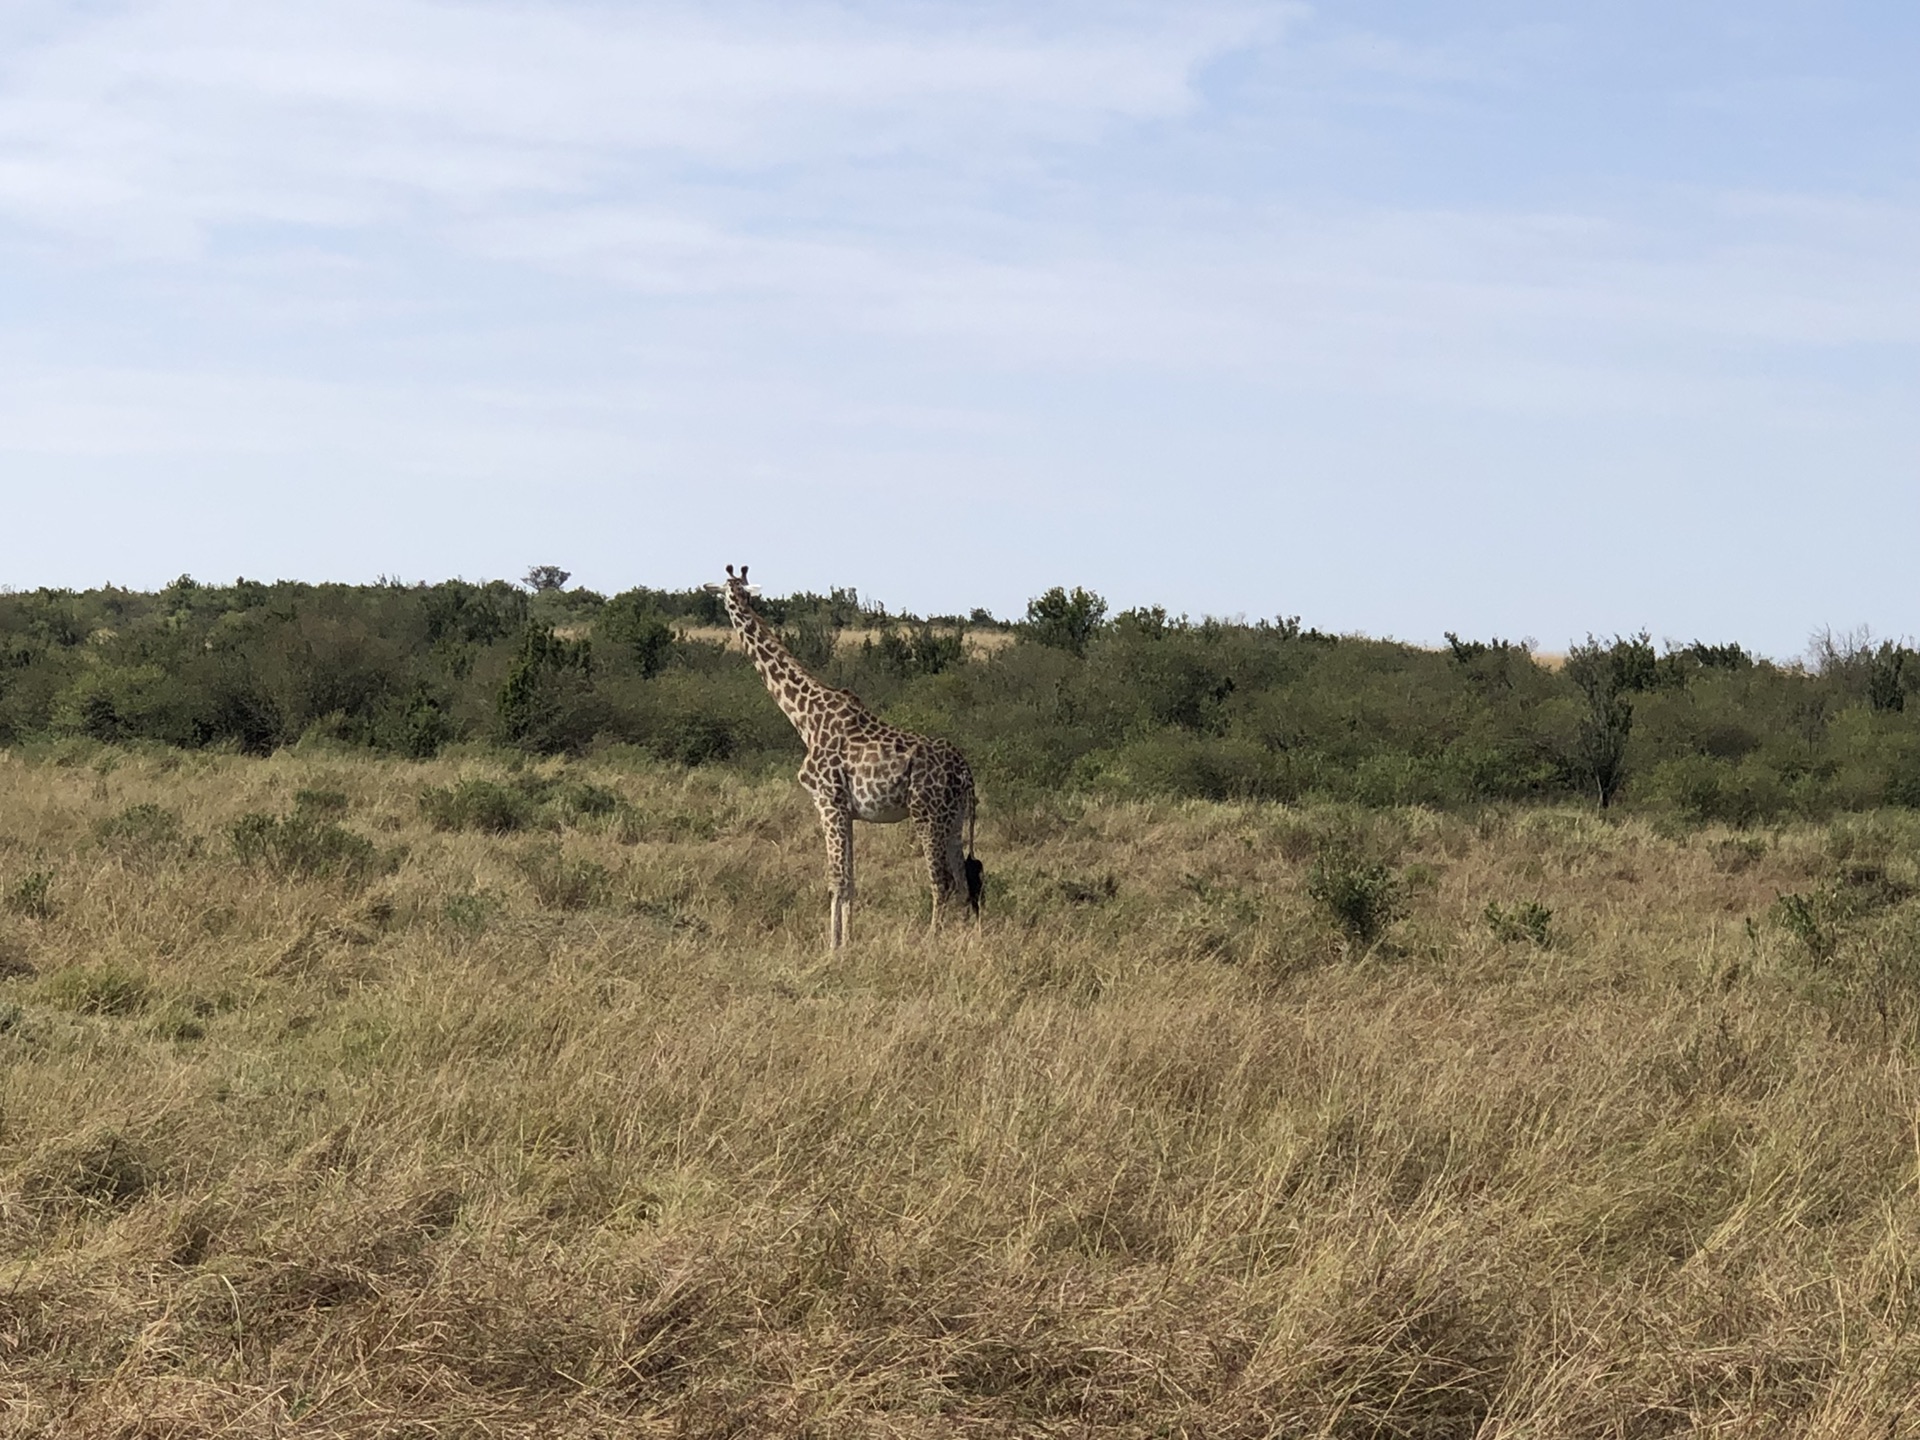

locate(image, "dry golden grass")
[[673, 625, 1015, 660], [4, 745, 1920, 1436]]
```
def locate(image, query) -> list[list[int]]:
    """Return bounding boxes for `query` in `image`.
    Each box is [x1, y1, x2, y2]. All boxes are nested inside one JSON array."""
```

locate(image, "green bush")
[[94, 803, 186, 857], [599, 592, 678, 677], [652, 713, 736, 766], [1890, 769, 1920, 809], [1484, 900, 1553, 948], [422, 578, 529, 646], [866, 624, 964, 679], [1350, 753, 1455, 809], [40, 963, 151, 1016], [1645, 756, 1791, 827], [1023, 586, 1108, 657], [554, 778, 621, 819], [1109, 732, 1299, 803], [230, 811, 384, 884], [419, 778, 540, 834], [778, 611, 839, 672], [496, 625, 598, 753], [1306, 843, 1403, 947], [4, 870, 55, 919], [420, 773, 622, 833], [442, 890, 504, 932], [515, 844, 612, 910], [400, 693, 455, 758], [1773, 890, 1840, 965]]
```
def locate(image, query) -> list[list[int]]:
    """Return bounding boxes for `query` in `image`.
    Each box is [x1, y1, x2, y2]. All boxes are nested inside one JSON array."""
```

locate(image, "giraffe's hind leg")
[[910, 789, 967, 935]]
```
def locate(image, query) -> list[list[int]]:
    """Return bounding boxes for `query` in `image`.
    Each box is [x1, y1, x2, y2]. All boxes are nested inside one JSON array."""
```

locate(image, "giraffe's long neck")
[[723, 585, 837, 739]]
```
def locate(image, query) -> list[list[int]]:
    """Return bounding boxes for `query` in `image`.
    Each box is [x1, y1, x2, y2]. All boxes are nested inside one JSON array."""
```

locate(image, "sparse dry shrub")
[[555, 776, 621, 819], [38, 961, 151, 1016], [515, 841, 613, 909], [1711, 835, 1769, 872], [0, 936, 34, 980], [293, 784, 351, 814], [1484, 898, 1553, 947], [260, 915, 381, 985], [93, 800, 186, 859], [22, 1127, 157, 1213], [419, 775, 540, 832], [1770, 852, 1918, 971], [441, 888, 504, 932], [1307, 840, 1404, 947], [3, 868, 55, 918], [994, 797, 1078, 847], [231, 809, 387, 884], [421, 771, 623, 835], [1001, 940, 1109, 1002]]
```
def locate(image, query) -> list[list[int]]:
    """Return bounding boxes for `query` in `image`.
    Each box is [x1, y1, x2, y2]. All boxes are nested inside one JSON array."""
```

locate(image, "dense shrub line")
[[3, 575, 1919, 818]]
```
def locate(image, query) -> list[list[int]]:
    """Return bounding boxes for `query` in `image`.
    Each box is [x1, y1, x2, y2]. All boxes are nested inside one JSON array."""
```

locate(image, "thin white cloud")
[[8, 0, 1909, 385], [0, 0, 1279, 250], [452, 185, 1920, 401]]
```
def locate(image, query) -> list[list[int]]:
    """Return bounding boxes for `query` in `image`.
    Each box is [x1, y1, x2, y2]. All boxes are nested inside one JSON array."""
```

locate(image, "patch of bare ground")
[[3, 748, 1920, 1434]]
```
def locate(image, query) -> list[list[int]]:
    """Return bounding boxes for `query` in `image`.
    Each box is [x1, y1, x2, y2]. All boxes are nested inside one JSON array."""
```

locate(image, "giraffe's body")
[[720, 566, 978, 949]]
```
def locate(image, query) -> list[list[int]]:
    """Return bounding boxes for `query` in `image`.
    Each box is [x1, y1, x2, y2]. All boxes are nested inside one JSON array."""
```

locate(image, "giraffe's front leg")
[[914, 818, 945, 935], [816, 801, 854, 950]]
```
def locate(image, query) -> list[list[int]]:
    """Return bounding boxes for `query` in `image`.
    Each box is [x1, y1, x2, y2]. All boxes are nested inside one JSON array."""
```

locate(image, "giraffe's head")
[[718, 564, 754, 609]]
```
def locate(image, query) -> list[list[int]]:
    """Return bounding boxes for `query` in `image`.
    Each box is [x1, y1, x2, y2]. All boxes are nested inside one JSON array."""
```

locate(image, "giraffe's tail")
[[963, 783, 984, 917]]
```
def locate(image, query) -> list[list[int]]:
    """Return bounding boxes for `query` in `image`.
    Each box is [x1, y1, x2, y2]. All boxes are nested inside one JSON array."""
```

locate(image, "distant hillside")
[[2, 575, 1917, 819]]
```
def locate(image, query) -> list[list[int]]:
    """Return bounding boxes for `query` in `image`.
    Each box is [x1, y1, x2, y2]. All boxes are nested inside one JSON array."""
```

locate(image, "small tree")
[[1868, 643, 1912, 714], [523, 565, 572, 593], [1564, 635, 1640, 808], [497, 625, 593, 750], [1575, 694, 1632, 809], [1307, 840, 1403, 948], [599, 593, 677, 678], [1677, 640, 1750, 672], [1024, 586, 1108, 657]]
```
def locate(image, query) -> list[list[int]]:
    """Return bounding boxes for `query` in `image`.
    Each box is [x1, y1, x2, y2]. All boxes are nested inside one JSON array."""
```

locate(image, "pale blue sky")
[[2, 2, 1916, 654]]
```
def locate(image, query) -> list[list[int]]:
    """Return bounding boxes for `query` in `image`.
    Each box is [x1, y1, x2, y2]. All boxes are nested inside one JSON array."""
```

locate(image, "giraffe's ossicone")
[[719, 564, 980, 950]]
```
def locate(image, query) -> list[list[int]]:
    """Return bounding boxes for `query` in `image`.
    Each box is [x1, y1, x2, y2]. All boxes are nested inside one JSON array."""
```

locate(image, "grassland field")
[[5, 743, 1920, 1437]]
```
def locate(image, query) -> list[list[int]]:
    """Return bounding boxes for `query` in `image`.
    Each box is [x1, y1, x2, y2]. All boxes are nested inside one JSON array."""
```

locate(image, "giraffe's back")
[[818, 716, 970, 825]]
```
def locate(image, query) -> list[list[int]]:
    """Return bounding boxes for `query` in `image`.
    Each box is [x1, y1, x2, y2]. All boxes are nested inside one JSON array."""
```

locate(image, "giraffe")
[[718, 564, 981, 950]]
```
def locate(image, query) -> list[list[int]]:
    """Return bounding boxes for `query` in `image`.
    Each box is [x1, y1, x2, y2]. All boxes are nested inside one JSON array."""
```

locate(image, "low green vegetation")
[[3, 576, 1919, 821], [228, 806, 388, 885]]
